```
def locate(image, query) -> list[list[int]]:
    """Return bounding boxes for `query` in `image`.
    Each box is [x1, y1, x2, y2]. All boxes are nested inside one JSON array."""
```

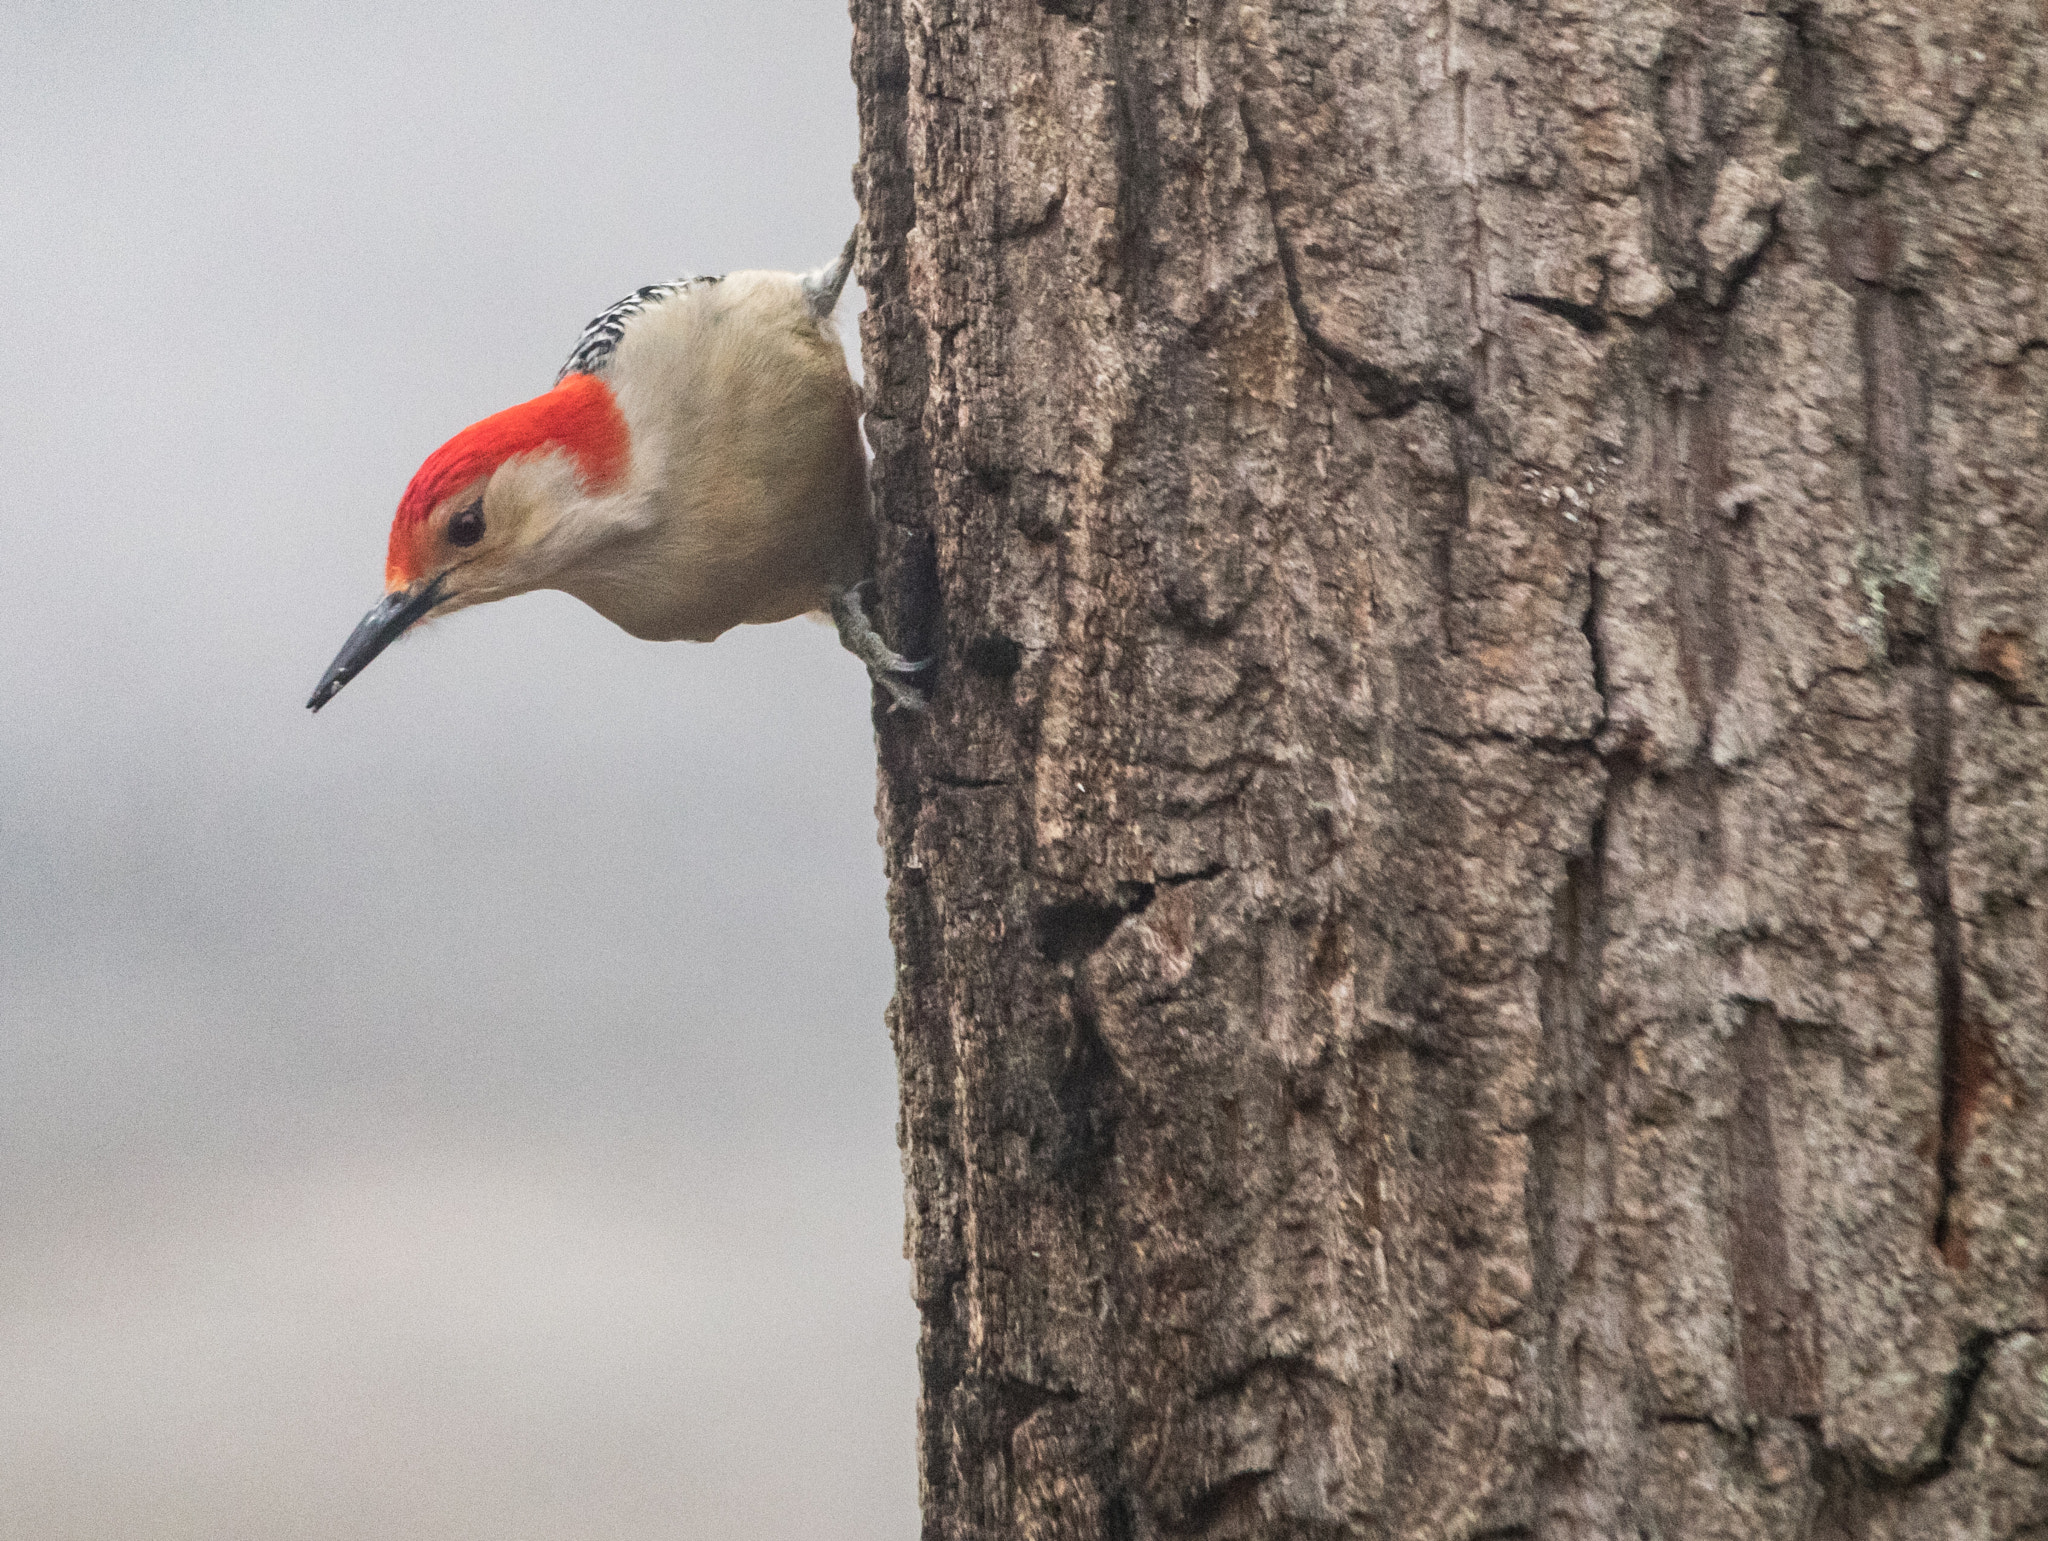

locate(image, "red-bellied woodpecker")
[[307, 233, 925, 713]]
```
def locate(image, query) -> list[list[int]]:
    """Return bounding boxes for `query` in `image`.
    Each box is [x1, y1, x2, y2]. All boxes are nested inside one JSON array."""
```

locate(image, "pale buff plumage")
[[558, 270, 871, 641]]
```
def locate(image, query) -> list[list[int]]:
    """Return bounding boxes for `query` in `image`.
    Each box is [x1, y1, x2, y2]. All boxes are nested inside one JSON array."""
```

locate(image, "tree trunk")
[[851, 1, 2048, 1536]]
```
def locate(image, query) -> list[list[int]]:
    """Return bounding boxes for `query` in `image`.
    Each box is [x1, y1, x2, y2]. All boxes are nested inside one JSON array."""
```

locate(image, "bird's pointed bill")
[[306, 574, 448, 711]]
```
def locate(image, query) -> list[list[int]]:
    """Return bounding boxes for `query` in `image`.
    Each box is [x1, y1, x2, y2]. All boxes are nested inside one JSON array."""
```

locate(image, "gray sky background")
[[0, 4, 916, 1536]]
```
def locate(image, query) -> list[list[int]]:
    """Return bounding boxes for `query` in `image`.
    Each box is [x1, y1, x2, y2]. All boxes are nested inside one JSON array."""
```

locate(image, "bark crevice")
[[1038, 886, 1158, 965], [1505, 293, 1610, 335], [1928, 1327, 2002, 1477], [1726, 1001, 1824, 1418], [1907, 641, 1977, 1271], [1236, 97, 1460, 417]]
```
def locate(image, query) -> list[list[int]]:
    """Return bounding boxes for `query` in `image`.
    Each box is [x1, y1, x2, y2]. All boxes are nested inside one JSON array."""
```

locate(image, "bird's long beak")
[[306, 572, 449, 712]]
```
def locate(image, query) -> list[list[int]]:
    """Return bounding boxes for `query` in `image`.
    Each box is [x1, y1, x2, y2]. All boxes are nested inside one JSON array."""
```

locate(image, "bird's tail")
[[801, 228, 858, 321]]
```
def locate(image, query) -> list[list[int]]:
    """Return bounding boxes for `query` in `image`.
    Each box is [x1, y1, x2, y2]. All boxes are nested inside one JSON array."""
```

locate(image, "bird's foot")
[[830, 586, 930, 713], [877, 671, 929, 713]]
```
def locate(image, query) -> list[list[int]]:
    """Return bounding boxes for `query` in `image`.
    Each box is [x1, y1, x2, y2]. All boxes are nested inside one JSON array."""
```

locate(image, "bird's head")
[[307, 372, 632, 711]]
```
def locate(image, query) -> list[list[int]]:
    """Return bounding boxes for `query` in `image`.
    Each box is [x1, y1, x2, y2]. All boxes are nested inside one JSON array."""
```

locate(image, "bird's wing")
[[556, 275, 721, 384]]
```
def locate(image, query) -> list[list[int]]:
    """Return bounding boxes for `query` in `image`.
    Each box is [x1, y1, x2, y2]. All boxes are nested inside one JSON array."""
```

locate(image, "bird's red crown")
[[386, 372, 630, 586]]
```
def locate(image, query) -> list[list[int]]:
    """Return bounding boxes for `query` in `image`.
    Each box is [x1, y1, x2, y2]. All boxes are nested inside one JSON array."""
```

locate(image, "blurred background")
[[0, 4, 915, 1537]]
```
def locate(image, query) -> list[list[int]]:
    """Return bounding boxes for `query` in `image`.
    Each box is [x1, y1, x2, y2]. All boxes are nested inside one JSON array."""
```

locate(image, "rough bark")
[[851, 1, 2048, 1536]]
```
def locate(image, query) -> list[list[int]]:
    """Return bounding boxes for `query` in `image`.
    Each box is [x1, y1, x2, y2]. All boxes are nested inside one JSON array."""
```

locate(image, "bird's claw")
[[879, 673, 929, 712]]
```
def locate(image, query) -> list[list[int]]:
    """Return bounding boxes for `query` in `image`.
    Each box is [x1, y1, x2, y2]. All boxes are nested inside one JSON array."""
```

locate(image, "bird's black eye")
[[448, 502, 485, 547]]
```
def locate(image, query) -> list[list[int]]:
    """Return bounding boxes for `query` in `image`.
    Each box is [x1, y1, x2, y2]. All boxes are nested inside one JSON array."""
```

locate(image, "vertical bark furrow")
[[1529, 827, 1642, 1541], [1727, 1002, 1824, 1419], [1906, 645, 1974, 1271]]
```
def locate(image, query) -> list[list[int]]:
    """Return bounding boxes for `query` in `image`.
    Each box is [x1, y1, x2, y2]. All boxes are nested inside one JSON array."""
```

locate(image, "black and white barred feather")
[[555, 233, 855, 385], [556, 274, 721, 384]]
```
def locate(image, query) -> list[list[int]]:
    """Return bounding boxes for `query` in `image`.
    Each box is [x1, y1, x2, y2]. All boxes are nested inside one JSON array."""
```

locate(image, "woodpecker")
[[307, 234, 925, 713]]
